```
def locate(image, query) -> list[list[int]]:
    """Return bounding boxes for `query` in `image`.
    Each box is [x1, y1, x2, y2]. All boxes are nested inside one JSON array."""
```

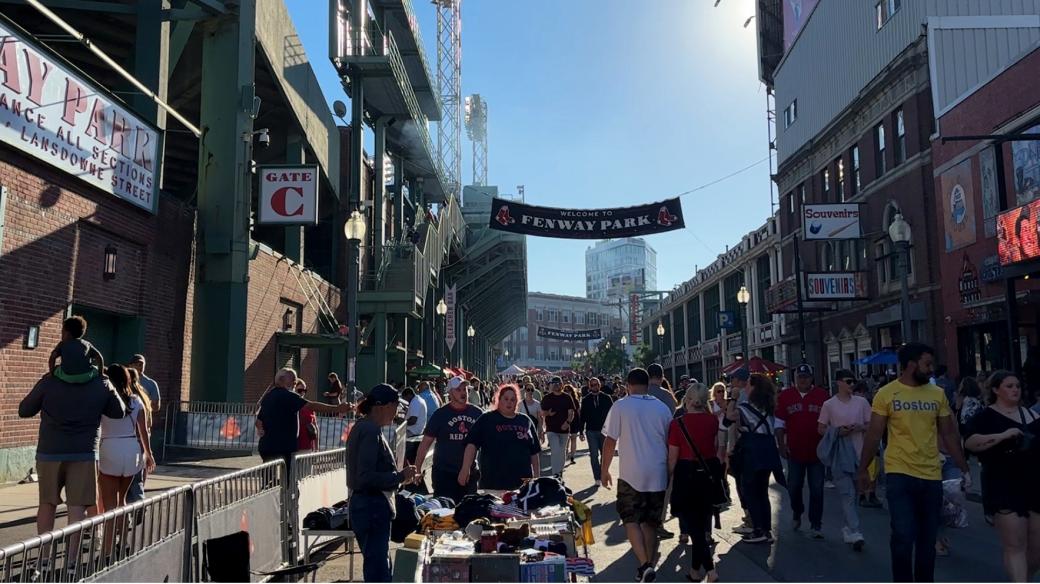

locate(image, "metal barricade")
[[316, 411, 356, 452], [0, 485, 192, 583], [190, 459, 288, 581], [293, 448, 348, 561], [162, 401, 260, 460]]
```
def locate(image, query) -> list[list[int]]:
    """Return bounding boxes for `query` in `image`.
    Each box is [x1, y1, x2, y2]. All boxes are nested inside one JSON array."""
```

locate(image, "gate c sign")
[[258, 165, 320, 225]]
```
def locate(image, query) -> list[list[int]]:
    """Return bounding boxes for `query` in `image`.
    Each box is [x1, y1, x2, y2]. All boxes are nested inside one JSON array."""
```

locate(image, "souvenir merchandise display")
[[401, 476, 597, 582]]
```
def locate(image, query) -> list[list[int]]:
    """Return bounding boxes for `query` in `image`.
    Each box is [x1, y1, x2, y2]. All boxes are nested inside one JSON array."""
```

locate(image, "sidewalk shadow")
[[595, 538, 685, 583]]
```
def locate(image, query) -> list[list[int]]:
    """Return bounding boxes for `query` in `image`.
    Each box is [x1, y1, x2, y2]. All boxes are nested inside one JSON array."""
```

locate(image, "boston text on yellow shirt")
[[871, 380, 951, 481]]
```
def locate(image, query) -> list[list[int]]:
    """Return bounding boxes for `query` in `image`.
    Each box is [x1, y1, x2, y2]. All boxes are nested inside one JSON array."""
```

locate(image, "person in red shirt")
[[775, 362, 829, 538], [295, 379, 319, 453]]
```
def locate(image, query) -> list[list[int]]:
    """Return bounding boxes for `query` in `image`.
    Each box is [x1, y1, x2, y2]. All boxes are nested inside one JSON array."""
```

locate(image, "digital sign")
[[997, 199, 1040, 266]]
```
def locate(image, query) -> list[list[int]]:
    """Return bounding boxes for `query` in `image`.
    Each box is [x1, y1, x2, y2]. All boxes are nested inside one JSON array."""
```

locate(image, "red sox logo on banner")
[[258, 165, 320, 225]]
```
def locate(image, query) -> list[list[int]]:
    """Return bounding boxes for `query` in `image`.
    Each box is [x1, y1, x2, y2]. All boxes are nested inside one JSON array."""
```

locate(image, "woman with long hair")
[[564, 384, 581, 465], [964, 370, 1040, 582], [126, 368, 153, 430], [98, 365, 155, 515], [958, 376, 986, 431], [734, 374, 783, 544], [459, 385, 542, 492], [669, 383, 721, 582]]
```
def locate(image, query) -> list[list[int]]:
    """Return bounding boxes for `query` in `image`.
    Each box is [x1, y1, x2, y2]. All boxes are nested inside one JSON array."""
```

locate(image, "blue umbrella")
[[856, 350, 899, 365]]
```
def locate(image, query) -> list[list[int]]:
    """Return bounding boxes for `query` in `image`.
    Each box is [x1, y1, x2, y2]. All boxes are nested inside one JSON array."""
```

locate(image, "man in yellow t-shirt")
[[857, 342, 969, 583]]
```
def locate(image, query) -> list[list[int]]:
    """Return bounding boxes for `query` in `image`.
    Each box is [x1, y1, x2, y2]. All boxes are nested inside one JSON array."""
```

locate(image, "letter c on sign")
[[271, 186, 305, 217]]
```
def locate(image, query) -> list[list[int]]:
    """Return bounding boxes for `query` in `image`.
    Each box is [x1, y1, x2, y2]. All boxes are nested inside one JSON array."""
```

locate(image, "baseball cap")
[[680, 374, 690, 381], [796, 363, 815, 377], [730, 367, 750, 382], [130, 354, 146, 364], [549, 375, 563, 384], [366, 383, 399, 406], [447, 376, 469, 391]]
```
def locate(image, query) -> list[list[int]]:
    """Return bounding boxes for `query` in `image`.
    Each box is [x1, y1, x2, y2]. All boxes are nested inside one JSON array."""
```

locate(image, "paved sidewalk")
[[0, 456, 262, 550]]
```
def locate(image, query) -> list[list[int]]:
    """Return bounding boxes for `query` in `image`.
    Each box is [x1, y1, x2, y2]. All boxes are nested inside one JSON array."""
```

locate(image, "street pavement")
[[0, 446, 1010, 582]]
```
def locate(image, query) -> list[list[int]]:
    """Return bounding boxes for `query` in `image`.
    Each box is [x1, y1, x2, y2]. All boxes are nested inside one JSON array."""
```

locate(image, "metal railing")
[[0, 486, 192, 583], [162, 401, 259, 460], [191, 460, 289, 581]]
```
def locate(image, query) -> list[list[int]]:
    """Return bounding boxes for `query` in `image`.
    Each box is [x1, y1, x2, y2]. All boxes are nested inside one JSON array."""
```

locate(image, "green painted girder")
[[0, 0, 134, 13], [357, 290, 421, 319], [453, 242, 524, 291]]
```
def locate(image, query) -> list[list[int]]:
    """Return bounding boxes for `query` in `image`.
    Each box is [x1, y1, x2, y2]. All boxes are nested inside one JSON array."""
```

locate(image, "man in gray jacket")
[[19, 373, 126, 534]]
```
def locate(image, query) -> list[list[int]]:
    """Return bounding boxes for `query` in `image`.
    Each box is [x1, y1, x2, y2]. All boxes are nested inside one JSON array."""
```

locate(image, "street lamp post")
[[888, 213, 913, 344], [467, 325, 476, 371], [656, 321, 665, 360], [343, 210, 367, 390], [737, 285, 751, 361], [620, 335, 629, 369], [435, 298, 448, 365]]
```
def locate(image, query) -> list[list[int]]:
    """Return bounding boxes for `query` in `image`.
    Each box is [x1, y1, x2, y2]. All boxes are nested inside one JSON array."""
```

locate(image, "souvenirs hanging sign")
[[489, 197, 685, 239], [537, 327, 602, 341]]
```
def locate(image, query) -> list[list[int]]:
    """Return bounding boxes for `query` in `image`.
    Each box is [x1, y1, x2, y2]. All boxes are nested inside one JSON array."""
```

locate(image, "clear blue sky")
[[286, 0, 773, 297]]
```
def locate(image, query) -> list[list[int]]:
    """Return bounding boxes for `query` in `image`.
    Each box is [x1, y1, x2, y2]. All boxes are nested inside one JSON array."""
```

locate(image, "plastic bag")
[[941, 479, 969, 528]]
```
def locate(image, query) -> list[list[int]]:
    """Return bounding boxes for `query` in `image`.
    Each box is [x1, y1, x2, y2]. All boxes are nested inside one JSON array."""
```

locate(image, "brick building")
[[502, 292, 620, 371], [927, 19, 1040, 380], [757, 1, 1040, 379]]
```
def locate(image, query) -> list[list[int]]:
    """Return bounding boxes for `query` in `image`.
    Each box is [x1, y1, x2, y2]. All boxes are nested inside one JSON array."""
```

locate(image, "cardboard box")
[[470, 553, 520, 582], [519, 557, 567, 583], [425, 556, 470, 583]]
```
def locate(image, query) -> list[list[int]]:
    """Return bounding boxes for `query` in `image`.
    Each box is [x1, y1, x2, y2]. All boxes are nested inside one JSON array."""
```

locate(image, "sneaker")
[[824, 480, 836, 489], [852, 535, 865, 552], [742, 530, 772, 544], [792, 517, 801, 531], [656, 527, 674, 540], [731, 525, 754, 535], [867, 493, 883, 507], [810, 527, 824, 539], [638, 563, 657, 582]]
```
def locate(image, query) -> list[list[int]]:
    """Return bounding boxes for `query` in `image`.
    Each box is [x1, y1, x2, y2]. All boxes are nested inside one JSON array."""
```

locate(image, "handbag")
[[676, 417, 730, 509]]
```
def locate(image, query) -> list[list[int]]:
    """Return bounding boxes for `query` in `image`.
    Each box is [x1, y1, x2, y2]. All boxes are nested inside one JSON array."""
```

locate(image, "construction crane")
[[464, 93, 488, 186], [434, 0, 462, 201]]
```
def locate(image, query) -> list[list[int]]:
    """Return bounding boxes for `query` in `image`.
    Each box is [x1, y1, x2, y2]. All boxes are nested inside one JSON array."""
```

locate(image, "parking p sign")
[[717, 310, 736, 330]]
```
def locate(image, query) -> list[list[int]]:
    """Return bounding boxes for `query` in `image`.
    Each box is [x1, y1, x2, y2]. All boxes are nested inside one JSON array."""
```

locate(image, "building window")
[[788, 192, 794, 214], [851, 146, 861, 194], [822, 168, 830, 202], [836, 158, 846, 201], [799, 183, 806, 206], [876, 0, 901, 30], [895, 108, 906, 164], [536, 309, 543, 321], [875, 123, 887, 178], [783, 100, 797, 129], [562, 311, 569, 324], [536, 345, 544, 360]]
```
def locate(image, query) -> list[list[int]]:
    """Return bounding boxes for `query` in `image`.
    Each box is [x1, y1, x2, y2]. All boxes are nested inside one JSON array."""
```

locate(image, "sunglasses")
[[838, 378, 856, 385]]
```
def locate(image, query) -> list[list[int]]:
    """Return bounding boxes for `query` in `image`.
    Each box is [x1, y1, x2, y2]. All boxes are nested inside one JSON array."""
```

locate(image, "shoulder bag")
[[676, 417, 729, 509]]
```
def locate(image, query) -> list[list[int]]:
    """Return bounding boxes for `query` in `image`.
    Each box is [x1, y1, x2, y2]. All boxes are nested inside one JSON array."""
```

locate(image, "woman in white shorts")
[[98, 364, 155, 513]]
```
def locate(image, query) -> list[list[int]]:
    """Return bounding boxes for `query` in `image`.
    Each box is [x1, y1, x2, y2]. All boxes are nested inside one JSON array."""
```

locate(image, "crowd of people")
[[18, 316, 163, 569], [17, 316, 1040, 583]]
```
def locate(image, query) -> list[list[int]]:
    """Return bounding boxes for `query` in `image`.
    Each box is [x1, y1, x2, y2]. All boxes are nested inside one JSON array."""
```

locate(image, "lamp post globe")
[[737, 286, 751, 305], [888, 213, 914, 344], [435, 298, 448, 316], [343, 210, 366, 242], [467, 325, 476, 338]]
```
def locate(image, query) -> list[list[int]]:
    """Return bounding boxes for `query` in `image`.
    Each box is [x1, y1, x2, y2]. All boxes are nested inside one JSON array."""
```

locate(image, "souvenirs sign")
[[489, 197, 685, 239], [536, 327, 602, 341], [0, 18, 161, 213]]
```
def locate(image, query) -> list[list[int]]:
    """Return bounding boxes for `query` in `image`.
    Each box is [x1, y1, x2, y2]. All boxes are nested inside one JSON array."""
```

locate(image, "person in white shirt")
[[601, 368, 673, 583], [402, 387, 427, 466]]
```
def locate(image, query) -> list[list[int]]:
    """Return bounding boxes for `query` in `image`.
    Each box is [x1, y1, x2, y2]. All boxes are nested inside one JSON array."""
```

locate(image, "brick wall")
[[242, 248, 343, 403], [0, 144, 343, 454]]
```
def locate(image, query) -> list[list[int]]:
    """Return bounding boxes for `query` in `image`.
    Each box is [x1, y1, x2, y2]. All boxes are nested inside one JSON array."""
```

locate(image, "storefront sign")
[[445, 284, 457, 351], [536, 327, 602, 341], [725, 334, 743, 354], [488, 197, 685, 239], [629, 293, 641, 346], [802, 204, 862, 240], [997, 199, 1040, 265], [940, 158, 977, 251], [702, 339, 721, 358], [805, 272, 868, 300], [959, 255, 981, 307], [258, 165, 319, 224], [1012, 123, 1040, 205], [0, 19, 161, 213], [766, 277, 798, 313], [981, 147, 999, 238], [755, 322, 777, 345], [783, 0, 820, 52], [717, 310, 736, 330], [980, 254, 1004, 283]]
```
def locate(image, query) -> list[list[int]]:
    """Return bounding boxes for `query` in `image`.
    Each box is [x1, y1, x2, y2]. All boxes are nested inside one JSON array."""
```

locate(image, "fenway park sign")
[[489, 197, 685, 239], [537, 327, 602, 341]]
